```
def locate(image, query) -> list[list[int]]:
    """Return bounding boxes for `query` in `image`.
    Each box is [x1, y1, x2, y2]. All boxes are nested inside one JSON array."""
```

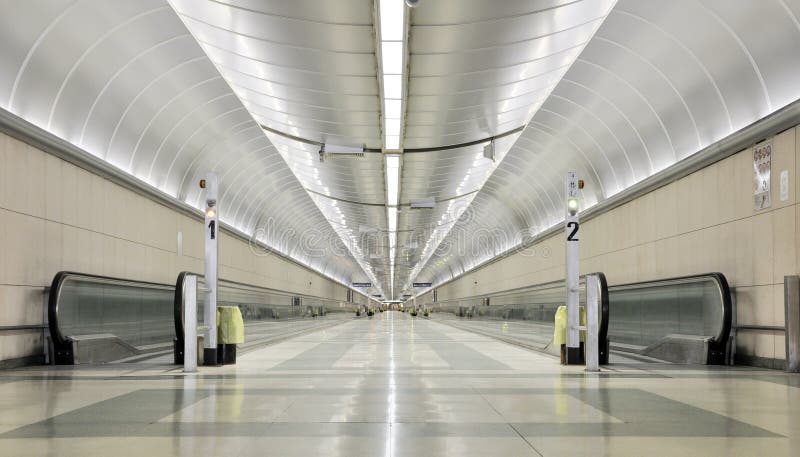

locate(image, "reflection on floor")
[[0, 311, 798, 456]]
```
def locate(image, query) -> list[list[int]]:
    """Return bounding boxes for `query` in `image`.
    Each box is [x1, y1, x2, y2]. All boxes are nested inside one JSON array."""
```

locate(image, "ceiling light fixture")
[[378, 0, 407, 298], [385, 154, 401, 298], [378, 0, 406, 153]]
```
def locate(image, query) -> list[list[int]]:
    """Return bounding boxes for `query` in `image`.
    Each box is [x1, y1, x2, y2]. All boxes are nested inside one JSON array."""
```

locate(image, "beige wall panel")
[[0, 130, 351, 362]]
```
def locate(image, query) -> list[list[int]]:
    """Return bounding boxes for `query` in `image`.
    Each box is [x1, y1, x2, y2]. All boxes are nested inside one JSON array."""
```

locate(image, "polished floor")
[[1, 312, 799, 456]]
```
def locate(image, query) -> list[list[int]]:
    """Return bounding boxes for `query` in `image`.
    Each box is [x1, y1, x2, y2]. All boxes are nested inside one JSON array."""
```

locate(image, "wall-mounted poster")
[[754, 141, 772, 210]]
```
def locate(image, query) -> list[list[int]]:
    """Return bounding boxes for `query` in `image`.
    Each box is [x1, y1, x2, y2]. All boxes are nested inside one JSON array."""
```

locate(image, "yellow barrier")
[[217, 306, 245, 344], [553, 305, 586, 345]]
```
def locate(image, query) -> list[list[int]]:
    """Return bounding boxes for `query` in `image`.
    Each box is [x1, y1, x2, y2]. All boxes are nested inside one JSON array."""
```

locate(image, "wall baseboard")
[[0, 354, 45, 370], [735, 353, 786, 370]]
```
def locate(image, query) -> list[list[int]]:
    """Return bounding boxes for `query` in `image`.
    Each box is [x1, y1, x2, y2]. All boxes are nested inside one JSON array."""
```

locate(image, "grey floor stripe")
[[2, 389, 211, 438]]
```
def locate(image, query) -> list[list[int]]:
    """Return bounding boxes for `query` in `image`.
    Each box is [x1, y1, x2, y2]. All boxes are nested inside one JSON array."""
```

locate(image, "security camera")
[[405, 0, 421, 7]]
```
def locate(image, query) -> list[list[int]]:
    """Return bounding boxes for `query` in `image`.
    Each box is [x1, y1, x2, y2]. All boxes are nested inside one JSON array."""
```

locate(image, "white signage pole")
[[184, 274, 198, 373], [565, 172, 581, 364], [202, 173, 219, 366], [585, 274, 599, 372]]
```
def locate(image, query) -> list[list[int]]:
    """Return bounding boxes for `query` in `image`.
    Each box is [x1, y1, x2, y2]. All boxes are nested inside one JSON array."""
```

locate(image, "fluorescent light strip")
[[385, 118, 401, 136], [379, 0, 405, 155], [383, 74, 402, 99], [386, 157, 399, 299], [384, 99, 401, 119], [386, 155, 399, 206], [379, 0, 404, 41], [387, 207, 398, 233], [379, 0, 406, 297], [385, 135, 400, 150], [381, 41, 404, 74]]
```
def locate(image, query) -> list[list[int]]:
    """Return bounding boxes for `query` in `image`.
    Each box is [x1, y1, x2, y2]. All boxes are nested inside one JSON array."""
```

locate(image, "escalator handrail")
[[48, 271, 174, 350], [608, 272, 732, 349]]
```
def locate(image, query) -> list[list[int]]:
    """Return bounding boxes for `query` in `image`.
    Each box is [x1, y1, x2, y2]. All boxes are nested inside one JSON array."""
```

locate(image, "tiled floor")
[[0, 311, 798, 456]]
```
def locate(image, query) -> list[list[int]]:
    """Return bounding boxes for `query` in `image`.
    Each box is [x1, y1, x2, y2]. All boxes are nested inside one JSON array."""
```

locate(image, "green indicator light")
[[567, 198, 579, 215]]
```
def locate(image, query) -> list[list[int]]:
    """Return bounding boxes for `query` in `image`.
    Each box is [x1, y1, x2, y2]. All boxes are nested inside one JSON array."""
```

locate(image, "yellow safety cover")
[[217, 306, 245, 344], [553, 305, 587, 344], [554, 306, 567, 345]]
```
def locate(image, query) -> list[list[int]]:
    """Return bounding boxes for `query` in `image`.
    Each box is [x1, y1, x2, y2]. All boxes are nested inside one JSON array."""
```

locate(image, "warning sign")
[[753, 141, 772, 210]]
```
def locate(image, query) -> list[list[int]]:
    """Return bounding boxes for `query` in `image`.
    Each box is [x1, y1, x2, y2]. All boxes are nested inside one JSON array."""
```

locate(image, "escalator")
[[47, 271, 362, 364], [426, 272, 732, 365]]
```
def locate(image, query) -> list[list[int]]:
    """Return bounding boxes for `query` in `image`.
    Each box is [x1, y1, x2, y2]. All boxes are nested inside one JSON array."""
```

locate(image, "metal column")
[[183, 274, 198, 373], [202, 174, 219, 366], [585, 274, 599, 372], [565, 172, 582, 364], [785, 275, 800, 372]]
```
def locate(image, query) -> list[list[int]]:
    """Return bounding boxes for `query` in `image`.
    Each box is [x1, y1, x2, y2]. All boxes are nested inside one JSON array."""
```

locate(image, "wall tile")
[[772, 205, 796, 282], [44, 221, 62, 282], [716, 156, 736, 224], [0, 135, 5, 210], [754, 332, 776, 359], [735, 331, 755, 356], [751, 211, 774, 286], [772, 283, 786, 329], [75, 167, 93, 230], [0, 209, 6, 284], [701, 165, 720, 227], [0, 333, 42, 361], [733, 217, 754, 287], [634, 190, 656, 245], [44, 154, 62, 223], [60, 161, 79, 227], [0, 285, 43, 326], [734, 148, 754, 220], [774, 333, 786, 360], [716, 221, 736, 278], [654, 182, 678, 239], [4, 210, 45, 286], [2, 137, 45, 218], [772, 127, 795, 209], [795, 126, 800, 200], [89, 174, 105, 232]]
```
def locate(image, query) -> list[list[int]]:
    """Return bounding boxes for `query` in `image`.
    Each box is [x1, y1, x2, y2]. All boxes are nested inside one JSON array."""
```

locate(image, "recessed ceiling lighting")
[[383, 74, 402, 99], [379, 0, 405, 41], [381, 41, 404, 75]]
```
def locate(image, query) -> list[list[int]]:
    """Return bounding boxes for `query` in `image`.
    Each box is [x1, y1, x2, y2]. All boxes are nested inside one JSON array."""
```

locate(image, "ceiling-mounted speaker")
[[410, 196, 435, 209]]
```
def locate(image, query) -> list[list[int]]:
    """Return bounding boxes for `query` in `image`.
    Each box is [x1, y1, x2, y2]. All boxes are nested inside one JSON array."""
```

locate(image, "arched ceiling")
[[1, 0, 799, 298], [412, 0, 800, 287], [0, 0, 371, 288]]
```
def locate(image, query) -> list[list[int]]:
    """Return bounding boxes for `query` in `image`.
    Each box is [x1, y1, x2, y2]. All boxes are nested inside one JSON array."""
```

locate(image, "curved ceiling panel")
[[169, 0, 382, 148], [411, 0, 800, 289], [404, 0, 616, 148], [0, 0, 370, 287]]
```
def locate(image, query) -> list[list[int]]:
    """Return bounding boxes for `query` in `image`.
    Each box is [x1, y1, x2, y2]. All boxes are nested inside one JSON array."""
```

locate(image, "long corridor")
[[1, 312, 798, 456]]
